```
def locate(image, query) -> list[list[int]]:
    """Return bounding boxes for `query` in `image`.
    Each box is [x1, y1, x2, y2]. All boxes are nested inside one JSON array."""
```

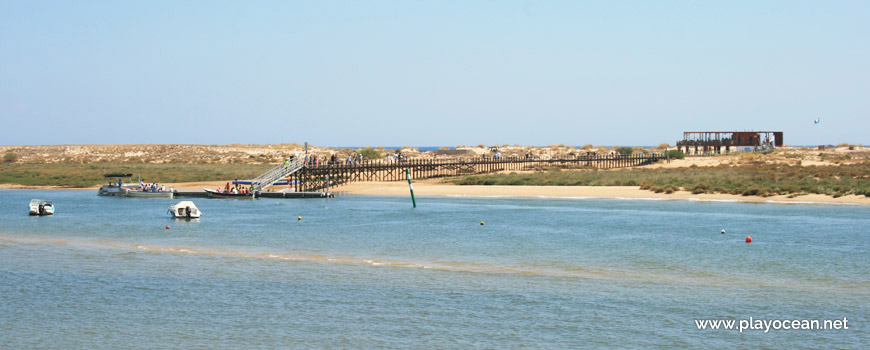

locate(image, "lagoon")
[[0, 189, 867, 349]]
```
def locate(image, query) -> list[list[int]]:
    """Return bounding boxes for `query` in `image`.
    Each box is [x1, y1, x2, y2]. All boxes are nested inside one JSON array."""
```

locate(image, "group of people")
[[139, 180, 171, 192], [282, 154, 339, 167], [346, 153, 365, 165], [216, 181, 254, 195], [281, 151, 412, 167], [385, 152, 406, 162], [481, 152, 503, 160]]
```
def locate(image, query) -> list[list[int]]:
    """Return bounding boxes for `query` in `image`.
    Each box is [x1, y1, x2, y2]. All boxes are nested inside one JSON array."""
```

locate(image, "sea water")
[[0, 189, 867, 349]]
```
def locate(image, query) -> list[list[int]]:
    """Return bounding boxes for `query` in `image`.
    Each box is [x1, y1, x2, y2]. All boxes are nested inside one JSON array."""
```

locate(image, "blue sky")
[[1, 1, 867, 147]]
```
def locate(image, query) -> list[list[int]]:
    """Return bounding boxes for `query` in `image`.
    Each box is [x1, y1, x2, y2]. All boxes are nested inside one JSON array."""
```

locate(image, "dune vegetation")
[[451, 161, 870, 198], [0, 163, 272, 187]]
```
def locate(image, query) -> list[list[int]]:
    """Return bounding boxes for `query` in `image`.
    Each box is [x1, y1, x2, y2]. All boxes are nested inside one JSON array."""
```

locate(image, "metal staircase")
[[251, 158, 305, 192]]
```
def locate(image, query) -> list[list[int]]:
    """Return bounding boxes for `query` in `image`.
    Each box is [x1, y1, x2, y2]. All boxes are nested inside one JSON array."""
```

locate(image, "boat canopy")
[[104, 173, 133, 178], [170, 201, 198, 209]]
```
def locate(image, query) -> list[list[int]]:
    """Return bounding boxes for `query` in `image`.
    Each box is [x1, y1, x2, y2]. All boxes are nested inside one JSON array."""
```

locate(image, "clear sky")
[[1, 1, 867, 147]]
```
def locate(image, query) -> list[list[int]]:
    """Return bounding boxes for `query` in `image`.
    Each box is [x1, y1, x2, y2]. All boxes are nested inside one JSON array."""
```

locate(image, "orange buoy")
[[480, 221, 485, 225], [165, 225, 170, 229], [745, 236, 752, 243]]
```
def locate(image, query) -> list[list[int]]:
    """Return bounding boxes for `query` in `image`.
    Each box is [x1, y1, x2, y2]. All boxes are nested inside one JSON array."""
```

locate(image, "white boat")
[[29, 199, 54, 216], [126, 189, 174, 198], [168, 201, 201, 218], [98, 173, 173, 198], [98, 173, 134, 196]]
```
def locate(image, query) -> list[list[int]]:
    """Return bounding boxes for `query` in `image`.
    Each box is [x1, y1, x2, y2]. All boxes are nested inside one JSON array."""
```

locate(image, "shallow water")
[[0, 189, 867, 349]]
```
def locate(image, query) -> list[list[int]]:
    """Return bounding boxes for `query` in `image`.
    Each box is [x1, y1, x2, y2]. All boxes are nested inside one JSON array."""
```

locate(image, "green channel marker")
[[406, 168, 416, 208]]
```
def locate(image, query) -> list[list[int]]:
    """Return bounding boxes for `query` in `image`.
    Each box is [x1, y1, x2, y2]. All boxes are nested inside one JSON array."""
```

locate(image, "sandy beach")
[[333, 179, 870, 205], [5, 179, 868, 205], [3, 144, 868, 205]]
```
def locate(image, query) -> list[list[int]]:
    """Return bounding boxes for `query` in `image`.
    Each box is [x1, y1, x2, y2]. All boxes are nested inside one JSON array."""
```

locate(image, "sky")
[[1, 0, 868, 147]]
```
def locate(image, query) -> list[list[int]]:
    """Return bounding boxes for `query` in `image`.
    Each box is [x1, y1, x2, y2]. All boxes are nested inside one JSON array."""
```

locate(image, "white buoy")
[[721, 229, 726, 234]]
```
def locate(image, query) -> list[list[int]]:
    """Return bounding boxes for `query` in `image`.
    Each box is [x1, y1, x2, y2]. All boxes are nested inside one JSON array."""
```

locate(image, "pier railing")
[[285, 153, 661, 192], [251, 157, 305, 191]]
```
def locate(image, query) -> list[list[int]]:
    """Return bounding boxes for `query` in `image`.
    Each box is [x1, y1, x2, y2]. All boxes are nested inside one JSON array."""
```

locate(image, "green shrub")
[[357, 147, 383, 159], [616, 147, 634, 156], [691, 183, 710, 194], [4, 152, 18, 163], [667, 150, 685, 159]]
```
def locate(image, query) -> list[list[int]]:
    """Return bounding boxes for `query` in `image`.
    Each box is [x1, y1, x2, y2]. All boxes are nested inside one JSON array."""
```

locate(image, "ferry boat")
[[98, 173, 173, 198], [204, 188, 257, 199]]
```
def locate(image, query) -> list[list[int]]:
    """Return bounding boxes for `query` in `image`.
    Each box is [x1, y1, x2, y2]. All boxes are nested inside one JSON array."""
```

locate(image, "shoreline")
[[335, 181, 870, 205], [4, 180, 869, 206]]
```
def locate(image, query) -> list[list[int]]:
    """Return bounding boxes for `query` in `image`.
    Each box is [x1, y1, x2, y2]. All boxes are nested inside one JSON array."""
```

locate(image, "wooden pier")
[[291, 154, 661, 192]]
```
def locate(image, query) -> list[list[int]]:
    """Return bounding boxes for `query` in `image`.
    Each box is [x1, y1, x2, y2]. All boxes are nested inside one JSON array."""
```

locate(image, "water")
[[1, 189, 867, 349]]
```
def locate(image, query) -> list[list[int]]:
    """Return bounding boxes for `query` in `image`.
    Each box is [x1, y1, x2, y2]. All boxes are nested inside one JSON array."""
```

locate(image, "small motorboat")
[[204, 188, 257, 199], [29, 199, 55, 216], [168, 201, 201, 218], [98, 173, 134, 196]]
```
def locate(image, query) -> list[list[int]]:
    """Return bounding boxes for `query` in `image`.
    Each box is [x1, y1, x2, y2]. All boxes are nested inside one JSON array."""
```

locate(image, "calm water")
[[0, 189, 867, 349]]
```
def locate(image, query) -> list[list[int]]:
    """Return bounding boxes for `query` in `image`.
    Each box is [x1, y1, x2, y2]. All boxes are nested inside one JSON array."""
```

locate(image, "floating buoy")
[[480, 221, 485, 225], [297, 216, 302, 221], [745, 236, 752, 243], [721, 229, 726, 234], [165, 225, 170, 230]]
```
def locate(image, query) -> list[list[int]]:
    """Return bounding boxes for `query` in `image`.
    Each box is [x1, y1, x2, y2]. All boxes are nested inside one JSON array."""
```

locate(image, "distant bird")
[[814, 117, 821, 125]]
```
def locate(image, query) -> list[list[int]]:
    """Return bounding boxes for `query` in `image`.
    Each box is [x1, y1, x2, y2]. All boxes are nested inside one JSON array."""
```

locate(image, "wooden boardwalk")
[[290, 154, 662, 192]]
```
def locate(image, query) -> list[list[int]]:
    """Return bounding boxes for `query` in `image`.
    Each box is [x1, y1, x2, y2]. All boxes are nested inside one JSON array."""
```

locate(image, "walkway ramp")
[[252, 159, 305, 191]]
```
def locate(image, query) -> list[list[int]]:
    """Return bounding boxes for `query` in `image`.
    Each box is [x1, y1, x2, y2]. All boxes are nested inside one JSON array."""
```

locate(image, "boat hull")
[[29, 208, 54, 215], [98, 185, 128, 196], [125, 190, 174, 198]]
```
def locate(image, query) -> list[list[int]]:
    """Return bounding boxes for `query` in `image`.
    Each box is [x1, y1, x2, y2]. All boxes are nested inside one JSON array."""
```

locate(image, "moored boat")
[[204, 188, 257, 199], [29, 199, 55, 216], [98, 173, 134, 196], [168, 201, 202, 218], [126, 189, 174, 198], [98, 173, 173, 198]]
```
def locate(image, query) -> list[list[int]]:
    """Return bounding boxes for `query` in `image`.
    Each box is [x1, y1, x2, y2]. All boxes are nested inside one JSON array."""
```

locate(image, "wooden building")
[[676, 131, 783, 155]]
